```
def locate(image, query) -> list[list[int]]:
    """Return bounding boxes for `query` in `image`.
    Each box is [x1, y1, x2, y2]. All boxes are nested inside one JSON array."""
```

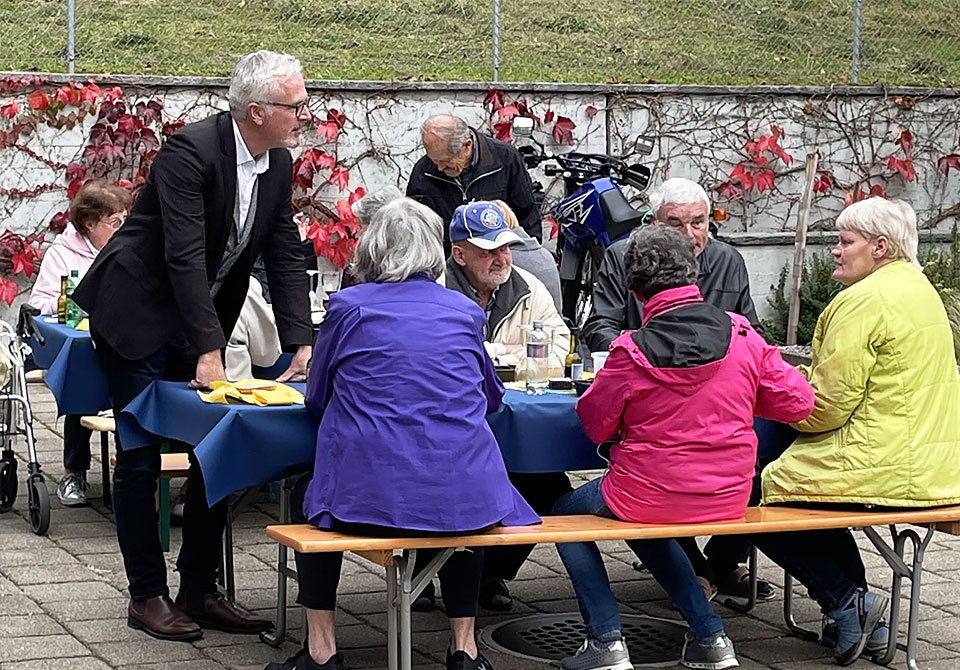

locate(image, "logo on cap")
[[480, 207, 502, 229]]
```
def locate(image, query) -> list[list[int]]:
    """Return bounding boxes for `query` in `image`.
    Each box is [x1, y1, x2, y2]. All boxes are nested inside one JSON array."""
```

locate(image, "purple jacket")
[[303, 275, 539, 532]]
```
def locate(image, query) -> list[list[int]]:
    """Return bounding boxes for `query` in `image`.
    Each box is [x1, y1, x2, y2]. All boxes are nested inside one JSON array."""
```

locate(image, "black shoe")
[[446, 649, 494, 670], [478, 578, 512, 612], [412, 580, 436, 612], [265, 648, 344, 670]]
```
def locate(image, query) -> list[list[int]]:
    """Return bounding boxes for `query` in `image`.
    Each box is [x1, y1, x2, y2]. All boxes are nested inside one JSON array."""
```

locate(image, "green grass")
[[1, 0, 959, 84]]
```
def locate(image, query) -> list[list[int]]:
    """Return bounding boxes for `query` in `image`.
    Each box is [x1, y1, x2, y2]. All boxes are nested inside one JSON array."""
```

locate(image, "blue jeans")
[[553, 477, 725, 641]]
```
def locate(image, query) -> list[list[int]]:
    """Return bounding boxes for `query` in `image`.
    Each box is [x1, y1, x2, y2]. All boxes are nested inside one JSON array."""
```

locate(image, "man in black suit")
[[75, 50, 313, 642]]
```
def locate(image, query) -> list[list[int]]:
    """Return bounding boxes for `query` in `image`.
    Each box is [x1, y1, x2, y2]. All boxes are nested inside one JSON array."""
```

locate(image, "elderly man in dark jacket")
[[406, 114, 541, 253], [582, 177, 773, 606]]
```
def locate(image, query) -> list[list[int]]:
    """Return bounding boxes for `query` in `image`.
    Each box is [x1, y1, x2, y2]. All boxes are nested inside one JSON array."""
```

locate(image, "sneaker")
[[446, 648, 494, 670], [57, 472, 88, 507], [828, 590, 888, 666], [821, 616, 889, 656], [478, 577, 512, 612], [560, 632, 632, 670], [412, 580, 436, 612], [716, 566, 775, 602], [680, 632, 739, 670], [264, 648, 344, 670]]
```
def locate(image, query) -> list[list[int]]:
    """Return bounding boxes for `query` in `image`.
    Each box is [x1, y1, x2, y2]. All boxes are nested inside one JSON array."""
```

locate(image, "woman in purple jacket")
[[268, 198, 538, 670]]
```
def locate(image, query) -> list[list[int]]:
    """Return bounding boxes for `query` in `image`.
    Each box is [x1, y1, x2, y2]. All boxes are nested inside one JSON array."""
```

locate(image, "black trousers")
[[483, 471, 573, 581], [63, 415, 92, 473], [290, 475, 484, 617], [92, 330, 228, 600]]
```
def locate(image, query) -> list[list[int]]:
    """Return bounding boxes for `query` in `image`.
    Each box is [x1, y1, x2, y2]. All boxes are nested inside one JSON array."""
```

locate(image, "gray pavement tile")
[[61, 618, 142, 645], [201, 640, 303, 666], [0, 614, 67, 637], [0, 547, 81, 567], [0, 595, 43, 616], [46, 522, 118, 540], [0, 531, 54, 550], [234, 569, 288, 592], [738, 636, 833, 665], [90, 639, 204, 666], [0, 635, 89, 663], [40, 597, 128, 621], [510, 560, 563, 581], [22, 580, 121, 603], [56, 537, 123, 555], [359, 609, 450, 634], [0, 658, 113, 670], [117, 662, 227, 670], [335, 623, 388, 649], [2, 564, 106, 586], [334, 645, 432, 669], [0, 574, 18, 595]]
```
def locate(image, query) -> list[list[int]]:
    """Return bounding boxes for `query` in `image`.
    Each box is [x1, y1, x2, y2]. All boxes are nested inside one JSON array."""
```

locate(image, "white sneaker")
[[57, 472, 88, 507]]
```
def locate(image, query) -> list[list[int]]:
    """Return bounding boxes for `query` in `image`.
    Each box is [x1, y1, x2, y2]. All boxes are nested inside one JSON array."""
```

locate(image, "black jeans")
[[289, 475, 484, 617], [482, 471, 573, 582], [92, 330, 228, 600], [676, 535, 752, 586], [63, 415, 92, 473]]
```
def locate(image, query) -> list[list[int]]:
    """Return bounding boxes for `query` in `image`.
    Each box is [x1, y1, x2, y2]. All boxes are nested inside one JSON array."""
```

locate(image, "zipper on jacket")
[[426, 166, 504, 204]]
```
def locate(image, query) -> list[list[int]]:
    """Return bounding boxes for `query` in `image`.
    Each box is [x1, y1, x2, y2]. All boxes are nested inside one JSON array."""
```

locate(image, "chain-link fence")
[[1, 0, 958, 85]]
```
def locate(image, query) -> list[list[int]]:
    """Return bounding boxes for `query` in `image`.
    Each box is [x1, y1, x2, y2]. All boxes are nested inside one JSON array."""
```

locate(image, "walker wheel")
[[0, 452, 17, 513], [27, 474, 49, 535]]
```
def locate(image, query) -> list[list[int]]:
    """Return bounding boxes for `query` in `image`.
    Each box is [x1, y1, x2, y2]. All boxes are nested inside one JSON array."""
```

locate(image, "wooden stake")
[[787, 152, 819, 346]]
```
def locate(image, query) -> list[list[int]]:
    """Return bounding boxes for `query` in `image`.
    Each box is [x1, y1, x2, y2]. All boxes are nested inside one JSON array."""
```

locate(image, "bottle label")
[[571, 363, 584, 380], [526, 343, 547, 358]]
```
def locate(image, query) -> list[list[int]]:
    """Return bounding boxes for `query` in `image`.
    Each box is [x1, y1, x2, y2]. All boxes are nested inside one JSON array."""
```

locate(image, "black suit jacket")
[[75, 112, 311, 360]]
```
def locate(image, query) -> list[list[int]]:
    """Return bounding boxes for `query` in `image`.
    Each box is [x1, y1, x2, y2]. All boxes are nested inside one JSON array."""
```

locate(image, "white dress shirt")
[[232, 120, 270, 232]]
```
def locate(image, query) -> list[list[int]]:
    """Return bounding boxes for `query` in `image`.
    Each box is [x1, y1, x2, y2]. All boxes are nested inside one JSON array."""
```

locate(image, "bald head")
[[421, 114, 473, 177]]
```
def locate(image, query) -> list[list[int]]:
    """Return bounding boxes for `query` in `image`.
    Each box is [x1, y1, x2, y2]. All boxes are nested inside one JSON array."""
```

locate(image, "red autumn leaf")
[[103, 86, 124, 102], [483, 89, 505, 112], [348, 187, 367, 205], [11, 250, 35, 277], [497, 103, 519, 121], [729, 163, 755, 190], [115, 114, 137, 138], [771, 142, 793, 166], [67, 179, 83, 199], [896, 128, 914, 156], [754, 170, 776, 193], [544, 108, 554, 124], [315, 151, 336, 170], [136, 128, 159, 153], [812, 174, 832, 193], [552, 116, 576, 145], [753, 154, 769, 168], [293, 159, 316, 190], [585, 105, 598, 119], [65, 163, 87, 181], [937, 154, 960, 175], [329, 167, 350, 192], [1, 278, 18, 306], [161, 119, 185, 137], [326, 109, 347, 128], [869, 184, 887, 197], [306, 221, 330, 258], [80, 82, 101, 104], [27, 89, 49, 111], [493, 121, 512, 142], [49, 210, 69, 233], [744, 139, 758, 157], [317, 121, 340, 142], [769, 122, 785, 140], [0, 102, 18, 119], [887, 155, 916, 182], [54, 85, 73, 106], [717, 180, 744, 200]]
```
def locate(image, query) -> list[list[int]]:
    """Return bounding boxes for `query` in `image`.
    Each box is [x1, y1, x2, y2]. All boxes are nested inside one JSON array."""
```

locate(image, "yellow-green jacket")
[[762, 261, 960, 507]]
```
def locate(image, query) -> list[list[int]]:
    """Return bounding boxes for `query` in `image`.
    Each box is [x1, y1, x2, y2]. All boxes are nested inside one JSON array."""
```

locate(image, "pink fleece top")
[[29, 224, 97, 315], [576, 285, 814, 524]]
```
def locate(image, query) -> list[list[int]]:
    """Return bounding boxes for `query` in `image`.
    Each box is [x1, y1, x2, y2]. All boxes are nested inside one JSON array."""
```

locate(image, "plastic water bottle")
[[65, 269, 83, 328], [525, 320, 549, 393]]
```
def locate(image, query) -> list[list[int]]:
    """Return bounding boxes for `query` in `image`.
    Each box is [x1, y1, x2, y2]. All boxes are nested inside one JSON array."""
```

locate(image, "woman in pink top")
[[554, 226, 813, 670], [29, 180, 130, 507]]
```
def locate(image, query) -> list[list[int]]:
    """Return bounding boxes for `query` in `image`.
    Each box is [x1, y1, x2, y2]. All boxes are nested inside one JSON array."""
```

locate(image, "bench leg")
[[390, 547, 458, 670], [261, 480, 294, 647], [221, 503, 236, 603], [782, 572, 819, 641], [722, 544, 759, 613], [386, 563, 398, 670], [862, 523, 935, 670], [100, 432, 111, 509]]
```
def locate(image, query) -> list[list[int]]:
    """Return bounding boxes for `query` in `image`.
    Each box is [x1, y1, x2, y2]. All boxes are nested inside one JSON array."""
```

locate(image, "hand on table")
[[276, 345, 312, 383], [189, 350, 227, 391]]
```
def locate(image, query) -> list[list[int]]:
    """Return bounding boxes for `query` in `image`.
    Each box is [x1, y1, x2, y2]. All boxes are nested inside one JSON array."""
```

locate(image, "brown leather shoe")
[[127, 595, 203, 642], [175, 590, 272, 634]]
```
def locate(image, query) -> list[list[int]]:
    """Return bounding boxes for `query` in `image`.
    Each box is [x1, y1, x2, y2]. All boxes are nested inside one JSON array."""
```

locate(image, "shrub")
[[762, 251, 842, 345]]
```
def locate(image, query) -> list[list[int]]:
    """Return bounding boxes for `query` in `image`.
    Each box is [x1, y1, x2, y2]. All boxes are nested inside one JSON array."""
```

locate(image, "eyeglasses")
[[259, 99, 310, 116]]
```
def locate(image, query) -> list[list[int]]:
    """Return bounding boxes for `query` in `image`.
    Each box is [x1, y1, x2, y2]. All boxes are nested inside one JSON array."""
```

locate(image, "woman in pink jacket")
[[554, 226, 813, 670], [29, 180, 130, 507]]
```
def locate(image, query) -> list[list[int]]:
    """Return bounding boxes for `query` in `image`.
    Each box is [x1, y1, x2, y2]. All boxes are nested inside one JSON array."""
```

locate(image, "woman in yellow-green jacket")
[[753, 197, 960, 667]]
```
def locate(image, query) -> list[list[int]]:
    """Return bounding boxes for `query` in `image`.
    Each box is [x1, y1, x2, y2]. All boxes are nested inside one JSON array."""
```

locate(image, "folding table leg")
[[100, 432, 111, 509], [261, 480, 293, 647], [221, 503, 236, 603], [386, 563, 399, 670]]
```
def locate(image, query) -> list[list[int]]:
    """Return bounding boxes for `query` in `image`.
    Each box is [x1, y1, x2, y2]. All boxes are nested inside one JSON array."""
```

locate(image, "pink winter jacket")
[[29, 225, 97, 315], [577, 285, 814, 524]]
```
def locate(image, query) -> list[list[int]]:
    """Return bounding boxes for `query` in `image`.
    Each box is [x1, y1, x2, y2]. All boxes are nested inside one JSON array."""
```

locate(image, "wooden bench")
[[266, 505, 960, 670]]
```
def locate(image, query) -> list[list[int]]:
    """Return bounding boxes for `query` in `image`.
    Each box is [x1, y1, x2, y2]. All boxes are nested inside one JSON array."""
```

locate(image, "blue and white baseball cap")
[[449, 201, 523, 250]]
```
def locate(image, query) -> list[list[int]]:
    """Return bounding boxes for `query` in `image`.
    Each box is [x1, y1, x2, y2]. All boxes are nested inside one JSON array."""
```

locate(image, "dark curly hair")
[[623, 225, 698, 300]]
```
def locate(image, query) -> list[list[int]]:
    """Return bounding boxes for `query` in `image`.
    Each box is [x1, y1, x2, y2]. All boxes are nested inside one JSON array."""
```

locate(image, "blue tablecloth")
[[30, 315, 292, 416], [118, 383, 604, 506]]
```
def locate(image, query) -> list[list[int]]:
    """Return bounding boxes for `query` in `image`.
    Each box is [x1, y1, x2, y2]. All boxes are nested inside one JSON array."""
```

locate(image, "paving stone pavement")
[[3, 385, 960, 669]]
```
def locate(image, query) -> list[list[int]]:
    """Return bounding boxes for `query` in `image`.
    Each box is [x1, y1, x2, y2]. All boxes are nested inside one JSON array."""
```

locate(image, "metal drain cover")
[[481, 613, 687, 666]]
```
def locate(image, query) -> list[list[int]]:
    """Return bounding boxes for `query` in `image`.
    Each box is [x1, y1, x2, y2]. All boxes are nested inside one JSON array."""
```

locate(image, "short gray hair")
[[421, 114, 471, 154], [649, 177, 711, 219], [836, 197, 920, 267], [228, 50, 303, 120], [623, 225, 699, 300], [351, 198, 445, 283], [351, 186, 403, 228]]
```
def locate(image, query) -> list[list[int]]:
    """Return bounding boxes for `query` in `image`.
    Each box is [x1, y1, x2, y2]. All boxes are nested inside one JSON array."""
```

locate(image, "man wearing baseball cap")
[[411, 201, 571, 613]]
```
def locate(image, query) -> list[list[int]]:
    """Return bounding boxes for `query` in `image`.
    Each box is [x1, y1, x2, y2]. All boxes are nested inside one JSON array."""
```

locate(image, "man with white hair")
[[407, 114, 542, 253], [582, 177, 769, 603], [75, 51, 313, 641]]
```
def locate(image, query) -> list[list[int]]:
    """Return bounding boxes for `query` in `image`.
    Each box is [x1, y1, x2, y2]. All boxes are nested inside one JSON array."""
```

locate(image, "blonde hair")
[[836, 197, 920, 268], [491, 199, 520, 230]]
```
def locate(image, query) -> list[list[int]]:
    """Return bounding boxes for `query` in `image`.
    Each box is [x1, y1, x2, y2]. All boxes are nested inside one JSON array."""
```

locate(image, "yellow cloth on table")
[[197, 379, 304, 406], [75, 318, 90, 331]]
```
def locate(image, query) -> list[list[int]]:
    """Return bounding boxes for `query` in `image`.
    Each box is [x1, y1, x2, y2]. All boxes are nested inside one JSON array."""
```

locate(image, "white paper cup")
[[591, 352, 609, 372]]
